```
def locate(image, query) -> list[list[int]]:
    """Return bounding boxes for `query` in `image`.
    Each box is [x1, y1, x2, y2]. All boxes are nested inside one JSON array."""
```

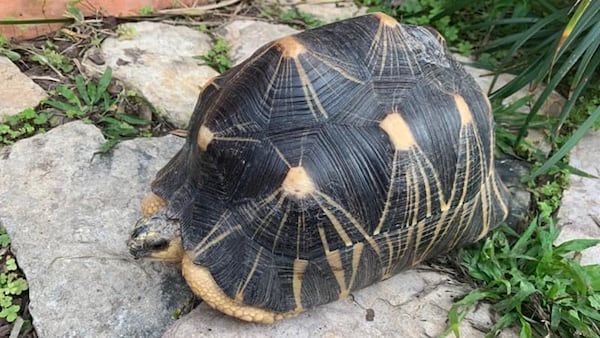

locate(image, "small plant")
[[195, 37, 232, 73], [116, 25, 138, 41], [0, 227, 29, 323], [279, 9, 325, 29], [139, 5, 154, 15], [444, 164, 600, 337], [258, 5, 325, 29], [31, 40, 74, 73], [42, 68, 151, 152], [0, 108, 50, 146], [0, 34, 20, 61]]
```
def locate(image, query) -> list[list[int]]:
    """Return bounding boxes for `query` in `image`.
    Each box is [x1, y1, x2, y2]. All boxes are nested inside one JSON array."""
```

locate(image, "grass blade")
[[523, 103, 600, 181]]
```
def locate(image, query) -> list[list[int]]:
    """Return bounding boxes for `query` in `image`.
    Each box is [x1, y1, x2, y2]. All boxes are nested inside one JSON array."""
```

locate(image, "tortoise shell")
[[151, 13, 509, 317]]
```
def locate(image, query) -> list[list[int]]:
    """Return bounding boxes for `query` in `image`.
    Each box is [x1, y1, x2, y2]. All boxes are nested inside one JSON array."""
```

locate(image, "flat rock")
[[0, 56, 47, 119], [164, 268, 516, 338], [218, 20, 299, 65], [82, 22, 219, 127], [295, 1, 367, 23], [0, 121, 192, 337], [556, 130, 600, 265]]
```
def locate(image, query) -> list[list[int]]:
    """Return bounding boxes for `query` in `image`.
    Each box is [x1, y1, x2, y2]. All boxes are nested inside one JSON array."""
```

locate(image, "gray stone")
[[295, 1, 367, 23], [0, 121, 191, 337], [265, 0, 366, 23], [556, 130, 600, 265], [0, 56, 47, 119], [163, 268, 517, 338], [218, 20, 299, 65], [82, 22, 219, 127]]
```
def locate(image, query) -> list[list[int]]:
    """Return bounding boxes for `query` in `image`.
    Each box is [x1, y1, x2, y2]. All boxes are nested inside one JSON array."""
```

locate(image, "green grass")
[[1, 68, 154, 152], [258, 5, 325, 30], [42, 68, 152, 152], [0, 108, 50, 146], [195, 36, 233, 74], [0, 227, 29, 325], [444, 162, 600, 337]]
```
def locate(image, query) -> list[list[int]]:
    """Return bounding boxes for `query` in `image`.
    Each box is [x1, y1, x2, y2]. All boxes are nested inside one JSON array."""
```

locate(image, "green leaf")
[[524, 104, 600, 181], [99, 138, 119, 153], [0, 233, 9, 247], [75, 75, 91, 106], [588, 294, 600, 310], [117, 114, 149, 126], [555, 239, 600, 255], [97, 67, 113, 97], [5, 258, 16, 271], [33, 113, 50, 125], [0, 304, 20, 322]]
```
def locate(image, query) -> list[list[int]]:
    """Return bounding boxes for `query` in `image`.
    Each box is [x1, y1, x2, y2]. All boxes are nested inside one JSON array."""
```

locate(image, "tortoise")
[[127, 12, 509, 323]]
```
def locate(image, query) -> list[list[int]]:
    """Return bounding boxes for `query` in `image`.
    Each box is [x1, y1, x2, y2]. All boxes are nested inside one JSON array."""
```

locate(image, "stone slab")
[[556, 130, 600, 265], [0, 122, 191, 337], [0, 56, 47, 119], [163, 268, 516, 338], [82, 22, 219, 127]]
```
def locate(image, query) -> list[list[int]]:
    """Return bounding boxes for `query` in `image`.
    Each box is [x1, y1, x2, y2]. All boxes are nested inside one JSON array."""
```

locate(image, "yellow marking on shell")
[[313, 191, 381, 256], [194, 211, 231, 252], [348, 243, 363, 293], [294, 57, 328, 119], [235, 248, 263, 302], [454, 94, 473, 125], [253, 193, 286, 239], [374, 150, 398, 235], [319, 201, 353, 247], [202, 75, 219, 90], [398, 223, 415, 263], [258, 188, 283, 208], [414, 144, 448, 210], [195, 225, 241, 257], [414, 152, 432, 217], [140, 192, 167, 216], [275, 36, 307, 59], [476, 179, 491, 241], [380, 112, 416, 151], [326, 250, 346, 297], [412, 220, 427, 265], [449, 196, 479, 250], [317, 226, 331, 253], [197, 124, 214, 152], [146, 237, 184, 262], [182, 253, 300, 323], [409, 164, 420, 225], [272, 203, 291, 249], [292, 259, 308, 311], [373, 12, 398, 27], [282, 166, 315, 198], [382, 233, 394, 280], [271, 141, 292, 168], [307, 51, 365, 84], [449, 202, 472, 251], [490, 169, 510, 220], [213, 136, 261, 144]]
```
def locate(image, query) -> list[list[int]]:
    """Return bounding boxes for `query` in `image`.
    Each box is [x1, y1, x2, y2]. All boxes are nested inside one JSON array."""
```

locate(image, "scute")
[[149, 13, 509, 317]]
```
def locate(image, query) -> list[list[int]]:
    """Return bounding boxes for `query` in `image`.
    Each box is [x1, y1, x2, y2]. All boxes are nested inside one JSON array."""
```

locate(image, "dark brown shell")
[[152, 13, 509, 312]]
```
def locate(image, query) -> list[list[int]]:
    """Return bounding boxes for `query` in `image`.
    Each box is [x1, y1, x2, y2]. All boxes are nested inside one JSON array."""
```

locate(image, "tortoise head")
[[127, 193, 183, 262]]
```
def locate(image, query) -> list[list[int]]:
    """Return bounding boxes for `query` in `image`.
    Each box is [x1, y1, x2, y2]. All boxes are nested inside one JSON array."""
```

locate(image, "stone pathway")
[[0, 6, 598, 337]]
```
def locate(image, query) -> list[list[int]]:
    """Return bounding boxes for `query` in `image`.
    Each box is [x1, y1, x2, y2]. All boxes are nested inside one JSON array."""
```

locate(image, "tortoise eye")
[[145, 239, 169, 252]]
